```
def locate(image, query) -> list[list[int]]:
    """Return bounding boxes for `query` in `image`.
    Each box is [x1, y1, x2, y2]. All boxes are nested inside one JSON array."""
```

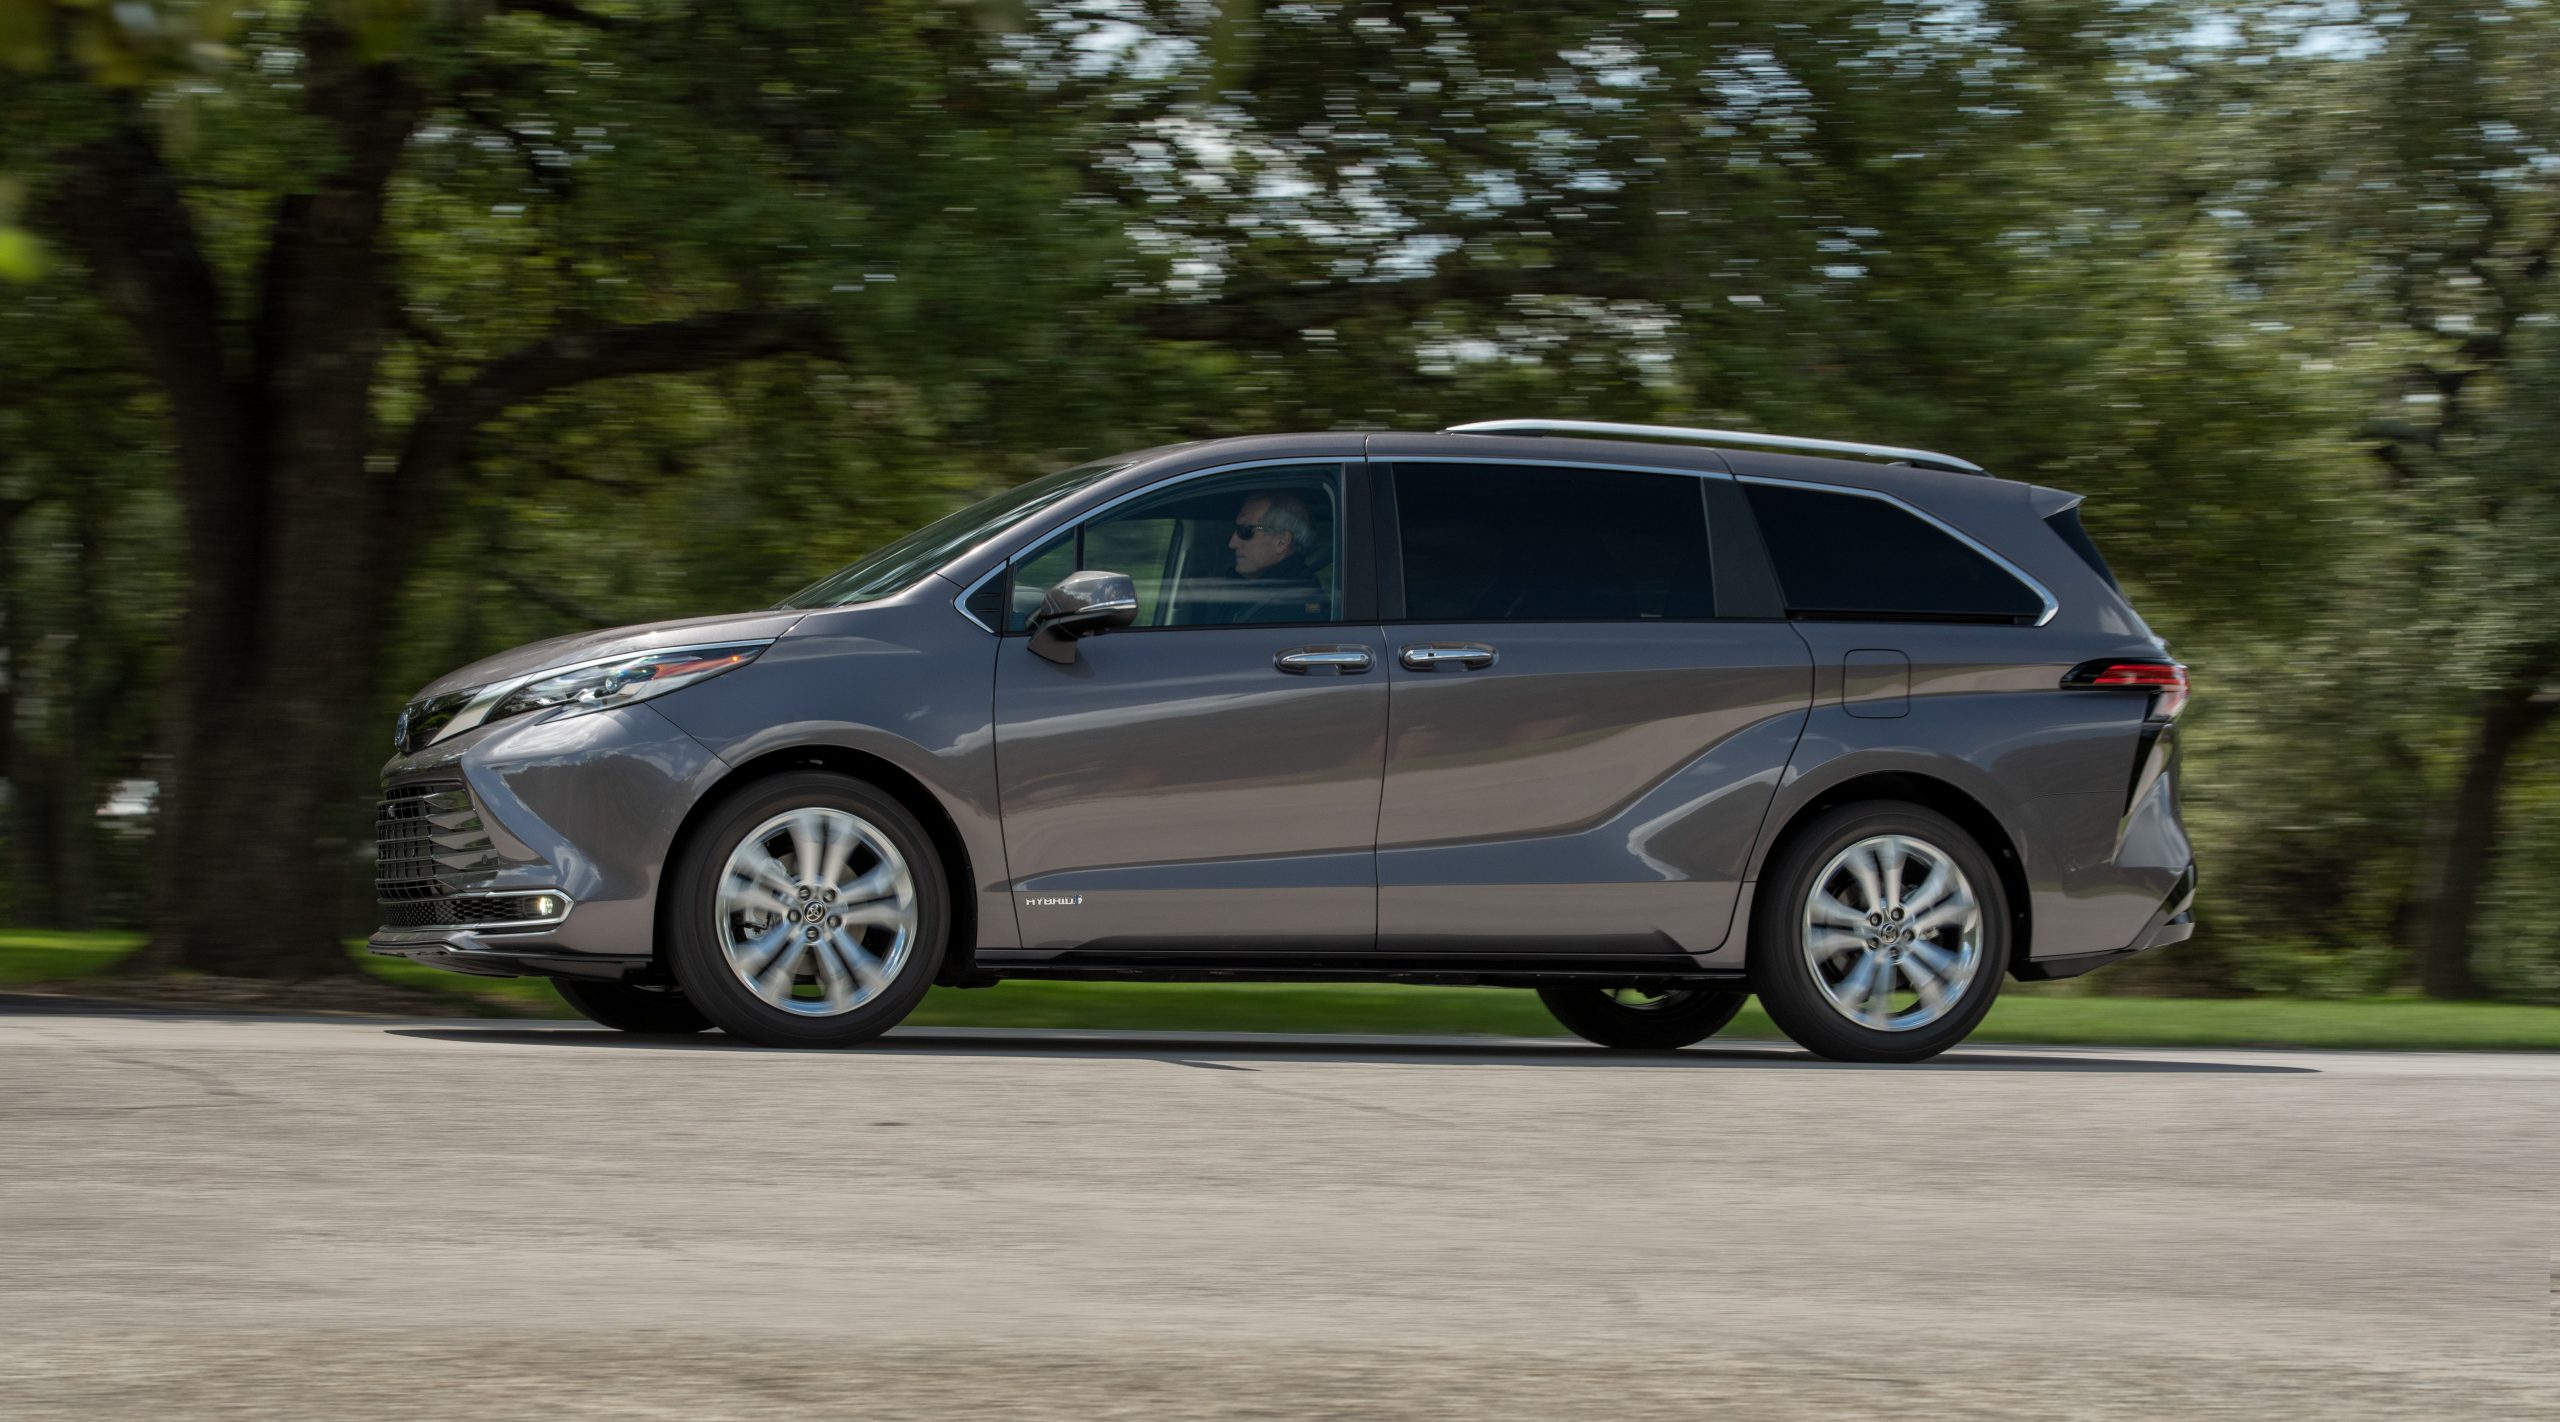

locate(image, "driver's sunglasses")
[[1231, 521, 1271, 540]]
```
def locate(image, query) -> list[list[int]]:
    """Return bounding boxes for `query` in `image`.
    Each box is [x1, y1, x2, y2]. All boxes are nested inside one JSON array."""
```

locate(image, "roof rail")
[[1441, 419, 1985, 475]]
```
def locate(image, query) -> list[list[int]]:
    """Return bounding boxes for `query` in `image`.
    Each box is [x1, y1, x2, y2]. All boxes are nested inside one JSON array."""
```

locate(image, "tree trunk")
[[2408, 678, 2557, 999], [52, 481, 99, 930], [46, 35, 431, 979], [127, 197, 415, 976], [2, 504, 64, 927], [47, 35, 836, 979]]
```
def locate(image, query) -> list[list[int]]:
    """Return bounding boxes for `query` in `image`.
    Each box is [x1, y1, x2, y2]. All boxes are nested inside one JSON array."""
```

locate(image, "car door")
[[1374, 459, 1813, 956], [993, 462, 1389, 953]]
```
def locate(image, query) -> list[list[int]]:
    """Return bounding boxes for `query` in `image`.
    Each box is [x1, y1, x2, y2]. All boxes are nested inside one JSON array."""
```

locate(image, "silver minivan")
[[371, 421, 2194, 1062]]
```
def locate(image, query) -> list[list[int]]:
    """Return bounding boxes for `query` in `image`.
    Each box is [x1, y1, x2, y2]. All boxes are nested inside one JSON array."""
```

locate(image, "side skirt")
[[966, 950, 1746, 991]]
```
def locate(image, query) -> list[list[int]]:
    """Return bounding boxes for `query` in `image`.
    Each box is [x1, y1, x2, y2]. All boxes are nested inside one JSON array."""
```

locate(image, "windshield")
[[780, 460, 1128, 609]]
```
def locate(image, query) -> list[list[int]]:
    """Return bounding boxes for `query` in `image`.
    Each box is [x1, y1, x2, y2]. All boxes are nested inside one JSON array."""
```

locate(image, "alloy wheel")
[[1800, 833, 1983, 1032], [714, 808, 918, 1017]]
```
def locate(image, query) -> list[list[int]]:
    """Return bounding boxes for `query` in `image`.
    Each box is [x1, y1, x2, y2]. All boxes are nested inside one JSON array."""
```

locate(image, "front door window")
[[1006, 465, 1347, 631]]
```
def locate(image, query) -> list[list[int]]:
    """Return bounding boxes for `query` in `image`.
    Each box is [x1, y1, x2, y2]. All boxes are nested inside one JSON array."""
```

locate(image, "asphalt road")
[[2, 1009, 2551, 1420]]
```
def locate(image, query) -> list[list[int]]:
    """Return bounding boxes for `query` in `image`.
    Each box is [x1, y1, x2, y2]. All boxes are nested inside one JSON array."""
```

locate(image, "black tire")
[[1750, 801, 2008, 1064], [552, 978, 715, 1034], [664, 771, 947, 1049], [1536, 987, 1749, 1050]]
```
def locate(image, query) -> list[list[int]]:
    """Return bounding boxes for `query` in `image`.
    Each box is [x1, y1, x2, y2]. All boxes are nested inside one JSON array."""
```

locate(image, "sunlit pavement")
[[3, 1010, 2552, 1419]]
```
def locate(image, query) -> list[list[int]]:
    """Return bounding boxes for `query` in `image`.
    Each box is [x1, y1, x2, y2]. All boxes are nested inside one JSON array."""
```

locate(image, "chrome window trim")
[[952, 564, 1007, 634], [424, 639, 778, 748], [1378, 453, 1731, 480], [1737, 473, 2060, 627], [947, 456, 1355, 635]]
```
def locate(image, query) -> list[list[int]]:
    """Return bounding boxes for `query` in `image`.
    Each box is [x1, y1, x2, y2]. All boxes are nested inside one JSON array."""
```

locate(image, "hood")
[[413, 607, 810, 699]]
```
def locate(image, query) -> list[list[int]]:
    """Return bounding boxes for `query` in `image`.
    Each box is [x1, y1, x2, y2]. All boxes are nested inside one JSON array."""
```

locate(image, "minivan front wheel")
[[1536, 986, 1749, 1049], [1751, 801, 2007, 1064], [665, 771, 947, 1049]]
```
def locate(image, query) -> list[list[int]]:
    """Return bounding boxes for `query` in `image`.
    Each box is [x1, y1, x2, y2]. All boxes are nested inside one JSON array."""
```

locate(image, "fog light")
[[532, 894, 561, 917]]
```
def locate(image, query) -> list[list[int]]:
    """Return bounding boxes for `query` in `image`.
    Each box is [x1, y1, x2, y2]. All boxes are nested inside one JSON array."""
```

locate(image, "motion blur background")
[[0, 1, 2555, 1001]]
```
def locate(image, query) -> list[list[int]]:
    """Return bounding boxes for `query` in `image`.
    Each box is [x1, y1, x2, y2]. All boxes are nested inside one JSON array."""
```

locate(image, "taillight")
[[2062, 658, 2189, 721]]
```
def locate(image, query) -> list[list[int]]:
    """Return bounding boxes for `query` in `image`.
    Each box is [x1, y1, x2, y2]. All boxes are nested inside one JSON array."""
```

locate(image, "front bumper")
[[368, 925, 653, 982], [367, 701, 728, 976]]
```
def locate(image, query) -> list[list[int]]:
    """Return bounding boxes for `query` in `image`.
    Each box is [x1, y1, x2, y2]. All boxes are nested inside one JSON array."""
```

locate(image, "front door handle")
[[1275, 645, 1375, 675], [1399, 642, 1498, 672]]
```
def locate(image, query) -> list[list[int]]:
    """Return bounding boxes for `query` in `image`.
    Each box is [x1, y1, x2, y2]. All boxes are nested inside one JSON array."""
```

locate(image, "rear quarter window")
[[1742, 482, 2046, 623]]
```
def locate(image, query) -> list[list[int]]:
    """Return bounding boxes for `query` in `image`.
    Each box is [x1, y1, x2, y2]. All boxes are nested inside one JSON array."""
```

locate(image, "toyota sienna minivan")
[[371, 420, 2194, 1062]]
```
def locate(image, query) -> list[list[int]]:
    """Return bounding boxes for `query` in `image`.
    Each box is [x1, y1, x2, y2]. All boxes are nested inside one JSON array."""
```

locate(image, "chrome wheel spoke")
[[812, 937, 856, 1012], [722, 883, 791, 923], [1843, 844, 1886, 910], [1900, 860, 1957, 917], [1863, 953, 1898, 1025], [1877, 839, 1908, 909], [786, 811, 828, 886], [1809, 890, 1867, 929], [720, 847, 798, 920], [832, 932, 890, 993], [1833, 952, 1878, 1015], [835, 863, 907, 909], [1903, 953, 1949, 1013], [815, 823, 856, 899], [1809, 928, 1869, 962], [732, 920, 797, 978], [1912, 890, 1978, 937], [752, 938, 811, 1003], [1905, 939, 1959, 979]]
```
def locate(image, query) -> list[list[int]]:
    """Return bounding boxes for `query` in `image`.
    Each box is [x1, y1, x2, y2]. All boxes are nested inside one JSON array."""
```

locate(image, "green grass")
[[8, 930, 2560, 1050]]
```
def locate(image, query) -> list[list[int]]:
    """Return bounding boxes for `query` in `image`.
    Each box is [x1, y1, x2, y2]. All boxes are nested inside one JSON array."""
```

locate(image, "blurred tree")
[[3, 0, 1122, 976], [2181, 1, 2560, 997]]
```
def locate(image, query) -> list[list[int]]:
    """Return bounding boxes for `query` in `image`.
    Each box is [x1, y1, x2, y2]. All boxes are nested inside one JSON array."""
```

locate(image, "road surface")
[[2, 1008, 2552, 1419]]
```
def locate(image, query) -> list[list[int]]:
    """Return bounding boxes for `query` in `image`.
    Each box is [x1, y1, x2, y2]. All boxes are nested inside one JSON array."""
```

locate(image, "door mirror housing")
[[1027, 570, 1139, 664]]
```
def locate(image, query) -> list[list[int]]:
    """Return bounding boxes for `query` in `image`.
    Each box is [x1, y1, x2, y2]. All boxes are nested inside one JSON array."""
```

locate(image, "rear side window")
[[1741, 482, 2046, 623], [1393, 463, 1714, 621]]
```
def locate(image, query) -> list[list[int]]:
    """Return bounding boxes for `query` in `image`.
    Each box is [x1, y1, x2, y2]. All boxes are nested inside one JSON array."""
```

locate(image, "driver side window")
[[1005, 465, 1345, 632]]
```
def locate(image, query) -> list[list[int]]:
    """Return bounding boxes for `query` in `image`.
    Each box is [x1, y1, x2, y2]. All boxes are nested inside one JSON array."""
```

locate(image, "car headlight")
[[488, 643, 769, 725]]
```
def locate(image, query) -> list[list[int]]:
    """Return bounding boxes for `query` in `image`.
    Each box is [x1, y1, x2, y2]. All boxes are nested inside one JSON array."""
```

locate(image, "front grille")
[[375, 780, 498, 902], [379, 894, 560, 930]]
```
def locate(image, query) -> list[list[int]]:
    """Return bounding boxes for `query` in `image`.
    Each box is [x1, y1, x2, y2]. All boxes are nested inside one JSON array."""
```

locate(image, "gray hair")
[[1249, 490, 1314, 551]]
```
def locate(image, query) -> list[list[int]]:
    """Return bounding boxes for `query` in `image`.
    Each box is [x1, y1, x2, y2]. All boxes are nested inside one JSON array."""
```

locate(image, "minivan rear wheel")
[[552, 978, 713, 1035], [1751, 801, 2007, 1064], [1536, 986, 1749, 1049], [664, 771, 947, 1049]]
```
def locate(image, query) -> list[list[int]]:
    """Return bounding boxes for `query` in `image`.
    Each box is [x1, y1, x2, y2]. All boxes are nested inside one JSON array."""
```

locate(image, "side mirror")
[[1027, 570, 1139, 665]]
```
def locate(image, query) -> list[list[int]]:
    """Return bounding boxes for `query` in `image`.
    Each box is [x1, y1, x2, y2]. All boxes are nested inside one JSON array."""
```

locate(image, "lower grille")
[[379, 894, 564, 930]]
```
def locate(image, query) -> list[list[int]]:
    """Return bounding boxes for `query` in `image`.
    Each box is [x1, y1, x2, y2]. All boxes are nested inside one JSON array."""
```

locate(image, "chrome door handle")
[[1399, 643, 1497, 671], [1275, 646, 1375, 675]]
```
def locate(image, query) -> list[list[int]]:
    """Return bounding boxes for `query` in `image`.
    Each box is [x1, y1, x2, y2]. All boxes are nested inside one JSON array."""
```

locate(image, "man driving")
[[1222, 491, 1326, 624]]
